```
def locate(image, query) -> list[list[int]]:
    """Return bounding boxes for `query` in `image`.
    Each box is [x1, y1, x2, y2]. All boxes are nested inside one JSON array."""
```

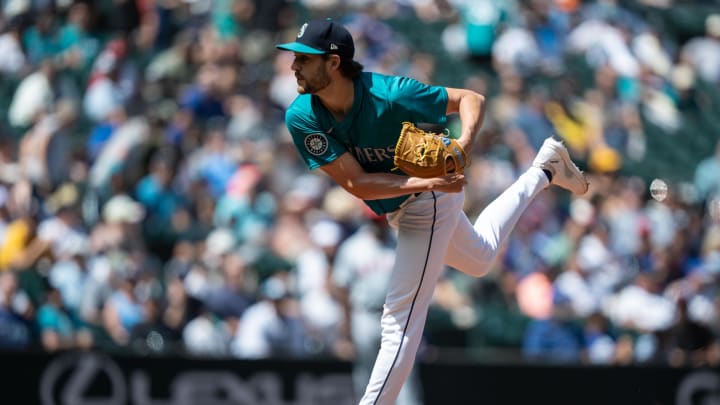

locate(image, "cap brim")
[[276, 42, 325, 54]]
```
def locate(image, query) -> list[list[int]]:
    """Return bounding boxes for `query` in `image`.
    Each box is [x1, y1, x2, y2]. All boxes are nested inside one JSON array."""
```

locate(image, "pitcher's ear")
[[330, 54, 341, 69]]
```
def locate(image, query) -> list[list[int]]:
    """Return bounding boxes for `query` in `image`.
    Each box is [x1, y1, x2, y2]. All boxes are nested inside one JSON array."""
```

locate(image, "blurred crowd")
[[0, 0, 719, 373]]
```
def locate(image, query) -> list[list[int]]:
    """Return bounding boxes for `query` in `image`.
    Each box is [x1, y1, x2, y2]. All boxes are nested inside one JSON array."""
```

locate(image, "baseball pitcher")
[[276, 18, 588, 405]]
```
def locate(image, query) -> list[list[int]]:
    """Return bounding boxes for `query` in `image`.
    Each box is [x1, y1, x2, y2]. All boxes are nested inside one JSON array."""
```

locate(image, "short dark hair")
[[324, 54, 364, 79]]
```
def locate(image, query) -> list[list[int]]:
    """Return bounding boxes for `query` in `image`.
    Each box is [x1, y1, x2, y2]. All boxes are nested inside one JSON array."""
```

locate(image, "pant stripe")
[[373, 191, 437, 404]]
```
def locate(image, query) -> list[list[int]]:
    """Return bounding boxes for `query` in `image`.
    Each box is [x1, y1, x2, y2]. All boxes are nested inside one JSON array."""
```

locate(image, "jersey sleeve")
[[285, 106, 346, 170], [388, 76, 449, 125]]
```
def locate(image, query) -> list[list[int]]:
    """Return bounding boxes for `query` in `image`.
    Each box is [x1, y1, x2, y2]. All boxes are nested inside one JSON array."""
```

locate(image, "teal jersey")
[[285, 72, 449, 215]]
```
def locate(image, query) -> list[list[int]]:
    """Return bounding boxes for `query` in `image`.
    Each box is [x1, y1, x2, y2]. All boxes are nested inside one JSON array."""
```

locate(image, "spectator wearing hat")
[[36, 286, 93, 352], [202, 251, 255, 320], [181, 299, 231, 358], [230, 273, 309, 359], [11, 183, 89, 271]]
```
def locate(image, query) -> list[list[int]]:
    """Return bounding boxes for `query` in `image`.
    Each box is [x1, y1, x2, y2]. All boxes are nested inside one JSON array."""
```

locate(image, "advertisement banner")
[[1, 350, 718, 404], [0, 350, 355, 405]]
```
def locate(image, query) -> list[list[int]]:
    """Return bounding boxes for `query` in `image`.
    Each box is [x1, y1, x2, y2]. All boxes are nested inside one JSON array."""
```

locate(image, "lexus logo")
[[40, 352, 126, 405], [37, 351, 355, 405]]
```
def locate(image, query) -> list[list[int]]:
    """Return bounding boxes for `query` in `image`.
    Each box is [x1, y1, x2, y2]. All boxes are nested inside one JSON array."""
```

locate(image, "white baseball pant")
[[359, 167, 548, 405]]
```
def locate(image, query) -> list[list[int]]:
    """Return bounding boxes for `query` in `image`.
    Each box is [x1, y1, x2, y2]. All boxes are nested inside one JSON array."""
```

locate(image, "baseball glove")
[[393, 122, 468, 178]]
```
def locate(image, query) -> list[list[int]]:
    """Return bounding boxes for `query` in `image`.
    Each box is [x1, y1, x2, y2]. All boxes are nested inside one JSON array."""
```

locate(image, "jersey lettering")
[[352, 146, 394, 164], [363, 147, 378, 163], [373, 147, 393, 162]]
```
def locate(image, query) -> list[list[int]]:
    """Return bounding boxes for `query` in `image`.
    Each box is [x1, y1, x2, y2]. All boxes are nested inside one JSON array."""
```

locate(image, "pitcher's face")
[[291, 53, 332, 95]]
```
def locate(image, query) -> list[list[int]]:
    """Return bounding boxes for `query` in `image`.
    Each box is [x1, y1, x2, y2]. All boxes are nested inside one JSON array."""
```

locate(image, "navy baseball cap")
[[276, 18, 355, 59]]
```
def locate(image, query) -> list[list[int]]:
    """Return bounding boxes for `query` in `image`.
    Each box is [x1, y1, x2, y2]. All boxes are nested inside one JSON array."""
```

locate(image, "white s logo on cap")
[[298, 23, 308, 38]]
